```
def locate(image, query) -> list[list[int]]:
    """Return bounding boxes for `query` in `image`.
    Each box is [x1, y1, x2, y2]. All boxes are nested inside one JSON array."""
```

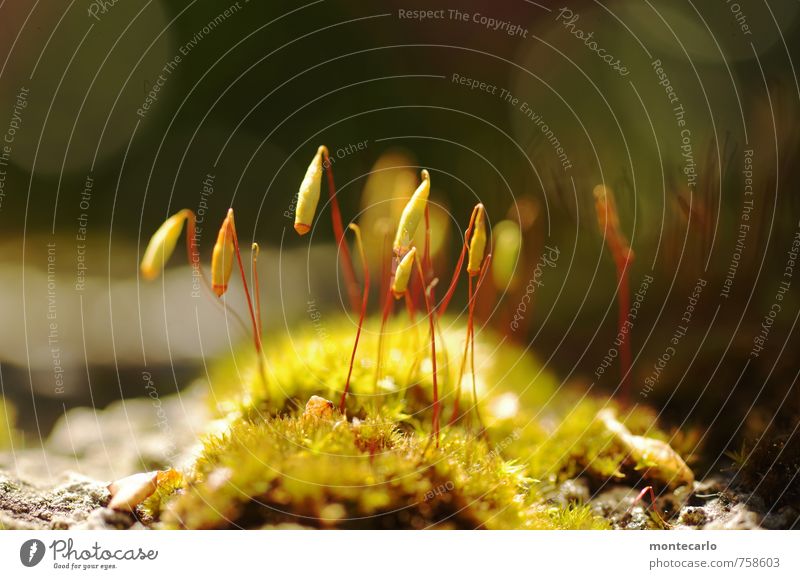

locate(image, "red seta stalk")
[[404, 291, 417, 322], [449, 254, 492, 427], [615, 250, 633, 404], [321, 147, 361, 314], [380, 233, 390, 314], [415, 259, 440, 447], [593, 185, 633, 405], [423, 204, 432, 277], [628, 485, 667, 527], [448, 326, 470, 425], [439, 204, 481, 317], [468, 255, 491, 431], [229, 222, 268, 391], [340, 224, 370, 414], [251, 243, 262, 343], [375, 284, 395, 396], [409, 204, 434, 318]]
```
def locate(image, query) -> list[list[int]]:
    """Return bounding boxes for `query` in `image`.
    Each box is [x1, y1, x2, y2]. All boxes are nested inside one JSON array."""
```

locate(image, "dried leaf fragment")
[[303, 395, 335, 421], [107, 471, 159, 511], [597, 409, 694, 488]]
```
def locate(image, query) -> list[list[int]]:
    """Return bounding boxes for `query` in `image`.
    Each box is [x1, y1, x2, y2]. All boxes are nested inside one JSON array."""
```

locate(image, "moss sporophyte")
[[133, 149, 696, 529], [593, 184, 634, 404]]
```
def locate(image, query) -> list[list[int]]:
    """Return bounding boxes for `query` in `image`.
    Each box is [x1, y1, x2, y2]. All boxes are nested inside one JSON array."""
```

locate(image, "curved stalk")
[[340, 224, 370, 414], [615, 251, 633, 404], [321, 146, 360, 314], [251, 243, 262, 343], [449, 254, 491, 429], [375, 284, 395, 398], [469, 255, 492, 432], [439, 204, 482, 317], [228, 217, 268, 393], [415, 259, 440, 447]]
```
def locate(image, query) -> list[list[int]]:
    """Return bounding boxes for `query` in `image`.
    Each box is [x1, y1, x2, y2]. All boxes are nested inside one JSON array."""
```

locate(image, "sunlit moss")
[[208, 316, 556, 425], [162, 413, 541, 529], [511, 399, 667, 484], [139, 469, 185, 523], [160, 409, 611, 530], [153, 318, 692, 529]]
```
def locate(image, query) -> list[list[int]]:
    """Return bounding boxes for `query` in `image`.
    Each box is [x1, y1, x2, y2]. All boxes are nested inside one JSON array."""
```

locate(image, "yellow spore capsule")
[[294, 146, 325, 235], [466, 204, 487, 276], [140, 209, 191, 281], [491, 220, 522, 290], [392, 170, 430, 256], [391, 246, 417, 299], [212, 209, 236, 297]]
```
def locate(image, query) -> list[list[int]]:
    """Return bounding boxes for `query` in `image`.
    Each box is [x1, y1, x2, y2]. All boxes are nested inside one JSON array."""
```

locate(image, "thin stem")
[[615, 250, 632, 405], [415, 259, 439, 448], [409, 259, 422, 311], [422, 205, 438, 310], [467, 275, 478, 424], [449, 255, 491, 428], [375, 284, 394, 397], [448, 314, 470, 426], [380, 232, 390, 314], [404, 291, 416, 322], [594, 185, 633, 405], [230, 224, 267, 393], [321, 147, 360, 314], [340, 224, 370, 414], [439, 204, 481, 318], [251, 243, 262, 342], [469, 255, 492, 433], [403, 293, 422, 387], [432, 310, 450, 410], [423, 204, 432, 282], [628, 486, 667, 528]]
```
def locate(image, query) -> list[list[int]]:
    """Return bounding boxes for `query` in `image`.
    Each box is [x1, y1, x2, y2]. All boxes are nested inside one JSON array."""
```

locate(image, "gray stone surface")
[[0, 381, 209, 529]]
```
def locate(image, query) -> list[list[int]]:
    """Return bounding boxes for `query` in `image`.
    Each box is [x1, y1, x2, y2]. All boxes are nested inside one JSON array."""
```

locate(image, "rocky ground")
[[0, 381, 208, 530], [1, 384, 795, 530], [561, 477, 798, 530]]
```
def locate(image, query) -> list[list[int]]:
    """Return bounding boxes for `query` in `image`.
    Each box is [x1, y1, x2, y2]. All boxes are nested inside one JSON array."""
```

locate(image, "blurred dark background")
[[1, 0, 799, 471]]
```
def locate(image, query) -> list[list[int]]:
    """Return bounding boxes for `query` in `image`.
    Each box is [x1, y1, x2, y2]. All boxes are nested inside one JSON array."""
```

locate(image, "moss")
[[163, 413, 543, 529], [512, 399, 694, 488], [139, 469, 185, 523], [209, 317, 555, 425], [158, 317, 690, 529]]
